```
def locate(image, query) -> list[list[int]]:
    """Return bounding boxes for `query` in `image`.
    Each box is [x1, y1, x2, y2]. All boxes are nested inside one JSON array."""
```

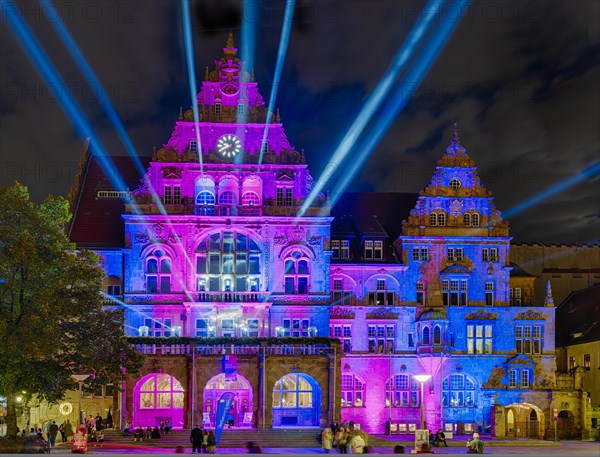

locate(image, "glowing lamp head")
[[413, 374, 432, 383]]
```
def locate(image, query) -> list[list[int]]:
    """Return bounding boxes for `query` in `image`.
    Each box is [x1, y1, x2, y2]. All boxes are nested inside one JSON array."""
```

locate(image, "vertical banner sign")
[[222, 354, 238, 381], [215, 392, 235, 444]]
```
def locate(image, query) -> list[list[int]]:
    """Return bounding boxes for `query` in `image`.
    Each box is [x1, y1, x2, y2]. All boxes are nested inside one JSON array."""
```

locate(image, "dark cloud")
[[1, 0, 598, 243]]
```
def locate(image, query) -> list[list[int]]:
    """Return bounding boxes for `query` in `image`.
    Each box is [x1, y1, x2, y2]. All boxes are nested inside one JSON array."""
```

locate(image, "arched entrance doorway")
[[557, 410, 575, 439], [203, 373, 253, 428], [272, 372, 321, 427], [133, 373, 185, 429], [504, 403, 545, 439]]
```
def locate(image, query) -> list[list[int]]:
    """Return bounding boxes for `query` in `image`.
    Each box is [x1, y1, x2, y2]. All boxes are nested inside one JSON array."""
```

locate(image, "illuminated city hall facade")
[[59, 35, 596, 438]]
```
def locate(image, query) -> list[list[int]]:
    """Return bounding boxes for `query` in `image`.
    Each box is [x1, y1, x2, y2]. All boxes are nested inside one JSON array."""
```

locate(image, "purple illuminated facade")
[[66, 34, 591, 438]]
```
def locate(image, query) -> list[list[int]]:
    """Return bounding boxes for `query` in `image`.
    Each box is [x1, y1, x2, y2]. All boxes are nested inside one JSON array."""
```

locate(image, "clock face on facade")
[[216, 134, 242, 159]]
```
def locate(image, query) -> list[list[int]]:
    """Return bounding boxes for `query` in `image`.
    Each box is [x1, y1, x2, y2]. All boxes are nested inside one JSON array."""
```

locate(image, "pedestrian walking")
[[48, 421, 59, 447], [59, 422, 66, 443]]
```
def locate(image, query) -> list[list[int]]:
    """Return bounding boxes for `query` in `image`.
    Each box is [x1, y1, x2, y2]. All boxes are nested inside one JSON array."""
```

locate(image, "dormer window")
[[237, 103, 244, 115], [374, 241, 383, 259], [449, 178, 462, 189], [430, 212, 446, 226], [215, 102, 222, 114], [364, 240, 373, 259], [189, 140, 198, 152]]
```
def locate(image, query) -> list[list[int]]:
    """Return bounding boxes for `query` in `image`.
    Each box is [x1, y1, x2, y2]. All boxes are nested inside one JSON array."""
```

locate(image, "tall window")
[[509, 288, 522, 306], [464, 213, 471, 226], [195, 318, 214, 337], [438, 213, 446, 226], [467, 324, 493, 354], [374, 241, 383, 259], [442, 279, 468, 306], [508, 368, 531, 388], [164, 186, 172, 204], [482, 248, 499, 262], [364, 240, 373, 259], [472, 213, 480, 227], [195, 231, 261, 292], [215, 102, 222, 114], [142, 318, 173, 337], [368, 324, 395, 353], [485, 282, 495, 306], [284, 251, 310, 294], [146, 250, 171, 294], [430, 213, 438, 226], [447, 248, 464, 262], [189, 140, 198, 152], [584, 354, 591, 369], [416, 281, 426, 306], [261, 141, 268, 155], [285, 188, 293, 206], [272, 373, 313, 408], [139, 374, 184, 409], [386, 374, 419, 407], [173, 186, 181, 204], [442, 373, 476, 407], [341, 373, 364, 407], [332, 279, 353, 306], [276, 187, 292, 206], [331, 324, 352, 353], [237, 103, 244, 115], [341, 240, 350, 259], [433, 325, 442, 344], [281, 318, 311, 337], [331, 240, 340, 259], [422, 326, 430, 345], [516, 324, 542, 354], [509, 369, 517, 387], [413, 247, 429, 261]]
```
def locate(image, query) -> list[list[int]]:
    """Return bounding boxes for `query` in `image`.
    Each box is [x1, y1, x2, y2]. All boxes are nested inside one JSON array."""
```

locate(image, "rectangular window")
[[421, 248, 429, 261], [364, 240, 373, 259], [341, 241, 350, 259], [368, 324, 395, 353], [510, 288, 522, 306], [516, 324, 542, 354], [331, 240, 340, 259], [412, 248, 420, 261], [246, 319, 259, 337], [416, 282, 425, 306], [276, 188, 284, 206], [509, 369, 517, 388], [374, 241, 383, 259], [215, 103, 222, 114], [164, 186, 172, 205], [147, 276, 158, 294], [195, 319, 208, 337], [237, 103, 244, 115], [482, 248, 489, 262], [261, 141, 268, 155], [456, 248, 464, 261], [584, 354, 591, 369], [521, 370, 530, 387], [490, 248, 498, 262], [173, 186, 181, 204], [333, 279, 343, 291], [485, 282, 494, 306], [189, 140, 198, 152], [377, 279, 386, 291], [569, 356, 576, 369], [447, 248, 455, 261], [467, 324, 493, 354]]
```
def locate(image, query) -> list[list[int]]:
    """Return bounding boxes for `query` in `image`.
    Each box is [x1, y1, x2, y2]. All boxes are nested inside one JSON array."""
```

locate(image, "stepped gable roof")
[[331, 192, 418, 240], [555, 283, 600, 347], [69, 154, 149, 249], [509, 262, 537, 277]]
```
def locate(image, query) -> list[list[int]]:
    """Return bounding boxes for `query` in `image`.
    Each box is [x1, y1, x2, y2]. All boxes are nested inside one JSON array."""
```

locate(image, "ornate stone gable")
[[366, 308, 398, 319], [515, 309, 547, 320], [465, 309, 499, 320], [330, 308, 356, 319]]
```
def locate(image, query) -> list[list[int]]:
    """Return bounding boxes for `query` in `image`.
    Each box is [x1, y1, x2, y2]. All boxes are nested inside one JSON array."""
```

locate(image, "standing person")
[[350, 431, 366, 454], [202, 429, 209, 454], [435, 429, 447, 447], [207, 430, 217, 454], [335, 427, 347, 454], [106, 410, 113, 429], [59, 422, 66, 443], [64, 419, 73, 442], [164, 419, 171, 434], [466, 433, 484, 454], [48, 421, 59, 447], [322, 427, 334, 453], [96, 413, 103, 431], [331, 420, 340, 434], [190, 425, 203, 454]]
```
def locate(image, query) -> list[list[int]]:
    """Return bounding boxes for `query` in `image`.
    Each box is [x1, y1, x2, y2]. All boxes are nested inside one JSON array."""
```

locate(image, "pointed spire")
[[275, 108, 281, 123], [226, 29, 235, 49], [453, 122, 461, 146], [544, 280, 555, 307], [205, 66, 209, 81], [178, 106, 183, 121], [251, 68, 255, 82]]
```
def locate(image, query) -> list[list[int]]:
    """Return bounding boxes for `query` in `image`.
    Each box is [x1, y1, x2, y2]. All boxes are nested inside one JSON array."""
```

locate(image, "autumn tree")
[[0, 183, 143, 438]]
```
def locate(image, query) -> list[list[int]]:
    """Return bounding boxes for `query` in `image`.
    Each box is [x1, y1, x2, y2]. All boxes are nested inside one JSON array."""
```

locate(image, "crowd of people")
[[322, 420, 370, 454], [190, 425, 217, 453]]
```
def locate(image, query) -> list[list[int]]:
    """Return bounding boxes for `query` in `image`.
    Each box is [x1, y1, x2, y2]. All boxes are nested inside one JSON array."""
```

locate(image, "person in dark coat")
[[151, 425, 161, 439], [190, 425, 203, 454]]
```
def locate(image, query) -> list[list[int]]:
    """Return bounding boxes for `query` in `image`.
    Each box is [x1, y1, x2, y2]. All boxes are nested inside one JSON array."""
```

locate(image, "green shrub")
[[592, 426, 600, 442]]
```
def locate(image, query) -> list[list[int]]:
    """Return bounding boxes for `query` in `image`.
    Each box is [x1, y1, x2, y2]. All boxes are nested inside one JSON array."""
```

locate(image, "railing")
[[195, 291, 269, 303], [132, 343, 334, 356], [126, 203, 326, 217]]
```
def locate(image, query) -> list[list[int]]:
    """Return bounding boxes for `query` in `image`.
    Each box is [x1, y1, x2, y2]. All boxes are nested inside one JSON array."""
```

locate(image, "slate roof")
[[555, 283, 600, 347], [509, 262, 537, 277], [68, 155, 149, 249]]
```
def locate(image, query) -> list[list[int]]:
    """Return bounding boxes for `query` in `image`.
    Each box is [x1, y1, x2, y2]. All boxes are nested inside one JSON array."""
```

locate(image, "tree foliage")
[[0, 183, 144, 438]]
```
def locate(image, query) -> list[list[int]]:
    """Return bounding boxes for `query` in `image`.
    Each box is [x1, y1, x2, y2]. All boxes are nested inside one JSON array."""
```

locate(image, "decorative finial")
[[544, 280, 554, 307], [205, 66, 209, 81], [226, 30, 235, 49], [178, 106, 183, 121], [453, 122, 461, 145], [275, 108, 281, 123], [251, 68, 255, 82]]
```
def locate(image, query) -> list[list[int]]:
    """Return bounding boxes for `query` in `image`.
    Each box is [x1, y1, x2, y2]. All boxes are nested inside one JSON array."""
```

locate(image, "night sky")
[[1, 0, 599, 243]]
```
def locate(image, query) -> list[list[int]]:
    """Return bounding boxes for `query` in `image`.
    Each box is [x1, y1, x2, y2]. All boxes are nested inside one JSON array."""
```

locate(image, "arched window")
[[272, 373, 313, 408], [422, 326, 430, 345], [464, 213, 471, 226], [146, 249, 171, 293], [433, 325, 442, 344], [242, 191, 260, 206], [195, 231, 261, 292], [386, 374, 419, 407], [138, 374, 184, 409], [219, 191, 237, 206], [442, 373, 476, 407], [472, 213, 480, 227], [341, 373, 365, 407], [438, 212, 446, 226], [284, 250, 310, 294], [429, 213, 438, 226]]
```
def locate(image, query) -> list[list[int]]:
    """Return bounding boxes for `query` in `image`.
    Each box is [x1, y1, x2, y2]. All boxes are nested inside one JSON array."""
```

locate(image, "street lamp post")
[[71, 374, 89, 428], [414, 374, 432, 430]]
